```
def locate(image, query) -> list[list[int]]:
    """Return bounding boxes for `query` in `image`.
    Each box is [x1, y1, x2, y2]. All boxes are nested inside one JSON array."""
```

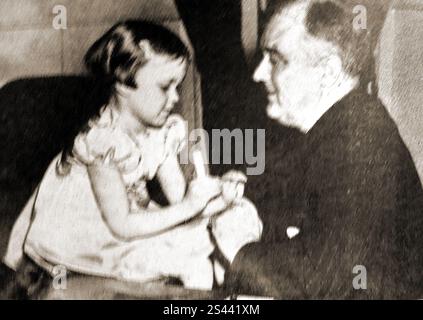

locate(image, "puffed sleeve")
[[72, 124, 124, 167], [163, 114, 188, 158]]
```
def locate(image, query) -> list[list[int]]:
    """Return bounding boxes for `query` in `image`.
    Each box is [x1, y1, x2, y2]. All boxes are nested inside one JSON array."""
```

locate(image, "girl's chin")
[[150, 114, 169, 127]]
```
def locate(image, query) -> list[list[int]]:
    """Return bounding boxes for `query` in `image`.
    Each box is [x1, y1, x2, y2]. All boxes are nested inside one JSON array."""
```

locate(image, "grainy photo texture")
[[0, 0, 422, 301]]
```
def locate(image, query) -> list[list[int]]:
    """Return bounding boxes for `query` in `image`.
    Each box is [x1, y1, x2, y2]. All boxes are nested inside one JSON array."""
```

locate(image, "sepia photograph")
[[0, 0, 422, 304]]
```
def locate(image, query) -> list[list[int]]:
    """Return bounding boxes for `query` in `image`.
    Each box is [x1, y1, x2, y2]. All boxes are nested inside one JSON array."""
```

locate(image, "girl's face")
[[121, 54, 187, 128]]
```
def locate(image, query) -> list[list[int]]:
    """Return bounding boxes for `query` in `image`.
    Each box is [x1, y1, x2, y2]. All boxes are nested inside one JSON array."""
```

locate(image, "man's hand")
[[221, 170, 247, 205], [221, 170, 248, 184]]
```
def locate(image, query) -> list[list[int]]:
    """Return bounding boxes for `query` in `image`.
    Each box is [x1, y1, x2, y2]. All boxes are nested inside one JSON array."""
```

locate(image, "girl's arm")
[[156, 154, 186, 204], [87, 163, 221, 241]]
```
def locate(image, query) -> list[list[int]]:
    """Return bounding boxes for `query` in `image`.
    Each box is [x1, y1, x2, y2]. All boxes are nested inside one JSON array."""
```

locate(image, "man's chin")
[[266, 103, 298, 129], [266, 102, 283, 118], [266, 103, 291, 122]]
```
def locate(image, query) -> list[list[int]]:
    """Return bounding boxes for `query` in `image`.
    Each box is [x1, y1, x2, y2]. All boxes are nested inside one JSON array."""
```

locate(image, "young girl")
[[4, 20, 262, 290]]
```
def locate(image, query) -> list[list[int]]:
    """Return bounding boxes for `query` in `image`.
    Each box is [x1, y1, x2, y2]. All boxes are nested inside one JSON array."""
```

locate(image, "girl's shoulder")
[[70, 109, 188, 173], [72, 106, 135, 166]]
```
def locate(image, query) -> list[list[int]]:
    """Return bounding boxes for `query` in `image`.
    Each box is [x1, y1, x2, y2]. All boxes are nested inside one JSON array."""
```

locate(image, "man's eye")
[[269, 56, 278, 66], [273, 57, 288, 67], [269, 52, 288, 67]]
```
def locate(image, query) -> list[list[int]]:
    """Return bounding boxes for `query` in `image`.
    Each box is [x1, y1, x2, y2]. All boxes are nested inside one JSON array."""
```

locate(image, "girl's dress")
[[4, 106, 262, 290]]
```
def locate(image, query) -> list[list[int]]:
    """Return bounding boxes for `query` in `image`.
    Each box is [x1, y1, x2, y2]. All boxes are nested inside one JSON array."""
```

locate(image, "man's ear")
[[138, 39, 155, 60], [320, 54, 344, 89]]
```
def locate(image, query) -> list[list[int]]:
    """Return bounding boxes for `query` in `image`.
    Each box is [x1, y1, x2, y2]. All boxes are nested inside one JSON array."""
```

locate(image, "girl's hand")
[[201, 196, 229, 218], [186, 176, 222, 212], [221, 170, 247, 205]]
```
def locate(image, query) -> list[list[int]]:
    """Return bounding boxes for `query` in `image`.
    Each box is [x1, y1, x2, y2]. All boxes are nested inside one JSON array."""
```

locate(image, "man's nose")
[[253, 56, 270, 83]]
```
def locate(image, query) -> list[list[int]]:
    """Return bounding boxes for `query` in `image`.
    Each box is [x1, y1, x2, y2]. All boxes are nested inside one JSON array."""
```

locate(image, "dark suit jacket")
[[226, 88, 423, 299]]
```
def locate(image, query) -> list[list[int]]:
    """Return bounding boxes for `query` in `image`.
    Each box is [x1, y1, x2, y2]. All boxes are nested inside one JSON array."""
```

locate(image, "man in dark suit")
[[225, 0, 423, 299]]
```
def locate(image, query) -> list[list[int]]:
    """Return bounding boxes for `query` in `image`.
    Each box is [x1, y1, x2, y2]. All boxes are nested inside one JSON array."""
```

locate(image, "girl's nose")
[[167, 88, 179, 108]]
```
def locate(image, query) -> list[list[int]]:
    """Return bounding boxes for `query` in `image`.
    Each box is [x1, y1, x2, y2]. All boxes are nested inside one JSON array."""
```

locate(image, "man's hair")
[[268, 0, 372, 78]]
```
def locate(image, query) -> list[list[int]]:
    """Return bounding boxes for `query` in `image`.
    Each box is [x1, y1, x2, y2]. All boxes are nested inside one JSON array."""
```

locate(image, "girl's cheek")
[[161, 93, 170, 109]]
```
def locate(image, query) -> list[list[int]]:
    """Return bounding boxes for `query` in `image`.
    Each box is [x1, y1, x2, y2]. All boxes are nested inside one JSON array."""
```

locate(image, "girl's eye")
[[160, 85, 170, 92]]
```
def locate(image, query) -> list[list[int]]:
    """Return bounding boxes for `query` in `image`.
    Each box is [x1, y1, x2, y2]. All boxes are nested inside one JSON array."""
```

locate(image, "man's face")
[[253, 4, 330, 131]]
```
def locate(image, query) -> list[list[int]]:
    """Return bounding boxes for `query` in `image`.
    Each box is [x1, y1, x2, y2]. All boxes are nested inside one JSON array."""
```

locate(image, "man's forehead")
[[261, 2, 308, 50]]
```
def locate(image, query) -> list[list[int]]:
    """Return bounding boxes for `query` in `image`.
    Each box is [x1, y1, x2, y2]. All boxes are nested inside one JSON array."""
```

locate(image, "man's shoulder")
[[309, 92, 419, 182], [353, 94, 398, 136], [323, 93, 406, 159]]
